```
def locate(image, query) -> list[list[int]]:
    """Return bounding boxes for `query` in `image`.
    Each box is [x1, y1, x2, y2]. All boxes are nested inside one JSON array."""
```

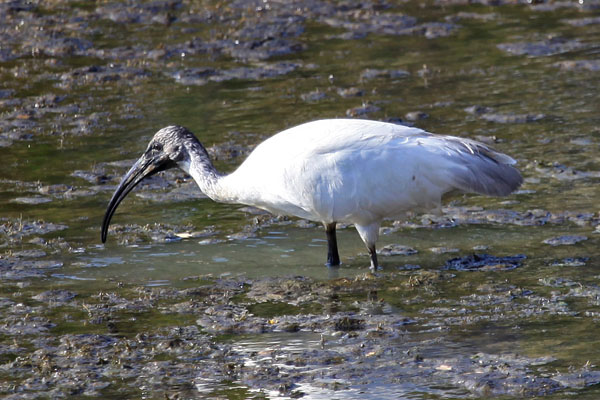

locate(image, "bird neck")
[[179, 140, 236, 203]]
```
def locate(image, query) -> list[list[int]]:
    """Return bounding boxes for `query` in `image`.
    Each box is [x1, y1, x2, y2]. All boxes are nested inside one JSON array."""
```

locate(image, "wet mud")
[[2, 272, 600, 399], [2, 0, 600, 398]]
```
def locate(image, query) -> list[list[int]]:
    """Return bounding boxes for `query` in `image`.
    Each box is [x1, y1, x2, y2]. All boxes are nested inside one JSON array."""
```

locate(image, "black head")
[[101, 125, 202, 243]]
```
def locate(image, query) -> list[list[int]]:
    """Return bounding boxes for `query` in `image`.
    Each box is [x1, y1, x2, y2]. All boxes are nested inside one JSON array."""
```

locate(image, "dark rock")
[[444, 254, 526, 271]]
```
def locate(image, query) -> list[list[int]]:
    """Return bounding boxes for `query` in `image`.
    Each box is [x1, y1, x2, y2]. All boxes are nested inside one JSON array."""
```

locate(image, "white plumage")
[[102, 118, 522, 269]]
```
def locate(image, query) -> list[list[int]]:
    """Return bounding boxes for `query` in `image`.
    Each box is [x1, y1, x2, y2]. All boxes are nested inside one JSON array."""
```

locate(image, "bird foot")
[[369, 264, 383, 272], [325, 261, 341, 267]]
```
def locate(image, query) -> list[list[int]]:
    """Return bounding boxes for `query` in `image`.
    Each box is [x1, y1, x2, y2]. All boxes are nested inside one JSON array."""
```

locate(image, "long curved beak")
[[101, 153, 174, 243]]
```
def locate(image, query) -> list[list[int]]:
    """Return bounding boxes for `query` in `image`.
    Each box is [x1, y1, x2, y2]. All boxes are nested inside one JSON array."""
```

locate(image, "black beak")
[[101, 153, 174, 243]]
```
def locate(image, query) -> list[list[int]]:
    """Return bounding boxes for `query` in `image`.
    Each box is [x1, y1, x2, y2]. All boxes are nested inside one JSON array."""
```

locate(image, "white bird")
[[101, 119, 522, 269]]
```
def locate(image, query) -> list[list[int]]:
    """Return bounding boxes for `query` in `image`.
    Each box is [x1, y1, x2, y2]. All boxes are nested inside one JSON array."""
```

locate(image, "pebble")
[[542, 235, 588, 246]]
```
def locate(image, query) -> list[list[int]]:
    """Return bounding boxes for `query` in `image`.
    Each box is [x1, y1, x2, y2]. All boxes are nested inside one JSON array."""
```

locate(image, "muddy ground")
[[1, 0, 600, 398]]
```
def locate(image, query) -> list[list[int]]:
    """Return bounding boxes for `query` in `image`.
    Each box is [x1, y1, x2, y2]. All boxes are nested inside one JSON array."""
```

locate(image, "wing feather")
[[424, 135, 522, 196]]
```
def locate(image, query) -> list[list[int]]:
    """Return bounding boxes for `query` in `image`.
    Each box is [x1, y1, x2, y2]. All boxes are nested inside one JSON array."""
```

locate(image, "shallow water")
[[1, 0, 600, 398]]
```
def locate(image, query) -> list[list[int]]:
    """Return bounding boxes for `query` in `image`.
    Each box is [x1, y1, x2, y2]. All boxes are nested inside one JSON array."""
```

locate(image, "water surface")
[[1, 0, 600, 398]]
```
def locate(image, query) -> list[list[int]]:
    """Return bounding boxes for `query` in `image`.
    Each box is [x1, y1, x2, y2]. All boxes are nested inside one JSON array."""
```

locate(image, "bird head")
[[101, 125, 203, 243]]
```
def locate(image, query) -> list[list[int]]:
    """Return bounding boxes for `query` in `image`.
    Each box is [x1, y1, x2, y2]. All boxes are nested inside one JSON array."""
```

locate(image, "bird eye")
[[151, 142, 163, 152]]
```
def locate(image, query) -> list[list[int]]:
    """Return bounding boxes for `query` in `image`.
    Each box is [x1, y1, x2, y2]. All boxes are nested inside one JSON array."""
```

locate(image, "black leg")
[[325, 222, 340, 266], [368, 245, 379, 270]]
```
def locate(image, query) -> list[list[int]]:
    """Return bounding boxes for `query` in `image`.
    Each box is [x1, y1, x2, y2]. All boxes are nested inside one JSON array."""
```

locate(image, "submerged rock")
[[0, 218, 68, 241], [12, 249, 46, 258], [244, 276, 333, 305], [542, 235, 587, 246], [549, 257, 589, 267], [429, 247, 459, 254], [378, 244, 418, 256], [360, 68, 410, 81], [446, 12, 497, 22], [346, 103, 381, 117], [103, 222, 203, 245], [134, 180, 205, 203], [533, 161, 600, 181], [464, 105, 545, 123], [32, 290, 77, 303], [562, 16, 600, 26], [405, 111, 429, 121], [497, 37, 586, 57], [300, 89, 327, 102], [71, 169, 111, 185], [444, 253, 526, 271], [554, 59, 600, 72], [170, 62, 301, 86], [480, 112, 545, 123], [223, 15, 306, 60], [336, 87, 364, 98], [9, 196, 53, 205]]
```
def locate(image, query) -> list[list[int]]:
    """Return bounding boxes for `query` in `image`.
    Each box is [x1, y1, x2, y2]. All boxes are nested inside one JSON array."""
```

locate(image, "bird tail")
[[442, 137, 523, 197]]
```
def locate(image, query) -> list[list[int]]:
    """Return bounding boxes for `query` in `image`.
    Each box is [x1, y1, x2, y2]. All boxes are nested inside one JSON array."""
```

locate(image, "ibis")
[[101, 119, 522, 269]]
